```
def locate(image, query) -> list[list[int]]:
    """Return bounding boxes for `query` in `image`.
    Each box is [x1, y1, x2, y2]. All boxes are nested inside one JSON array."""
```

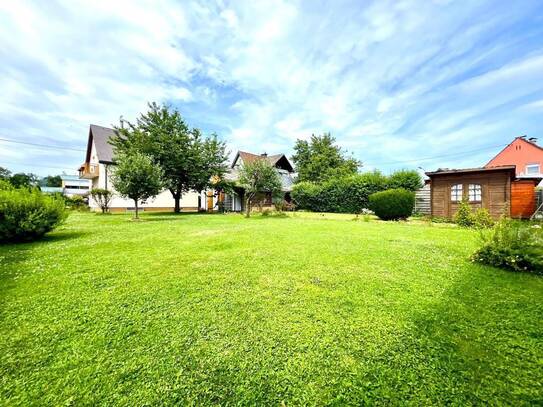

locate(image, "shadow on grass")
[[0, 230, 89, 246], [352, 266, 543, 404]]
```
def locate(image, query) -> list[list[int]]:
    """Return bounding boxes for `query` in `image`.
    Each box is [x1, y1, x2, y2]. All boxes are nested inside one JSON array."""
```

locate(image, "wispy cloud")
[[1, 0, 543, 175]]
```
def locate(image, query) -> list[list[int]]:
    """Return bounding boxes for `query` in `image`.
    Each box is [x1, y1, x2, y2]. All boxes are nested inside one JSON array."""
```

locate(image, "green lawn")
[[1, 212, 542, 405]]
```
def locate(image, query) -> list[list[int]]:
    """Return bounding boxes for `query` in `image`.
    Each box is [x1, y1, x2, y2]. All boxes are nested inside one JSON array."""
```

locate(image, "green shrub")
[[387, 169, 423, 191], [0, 188, 68, 242], [473, 208, 494, 229], [453, 199, 475, 227], [90, 188, 112, 213], [65, 195, 88, 211], [368, 189, 415, 220], [292, 171, 388, 213], [0, 180, 14, 191], [472, 218, 543, 274]]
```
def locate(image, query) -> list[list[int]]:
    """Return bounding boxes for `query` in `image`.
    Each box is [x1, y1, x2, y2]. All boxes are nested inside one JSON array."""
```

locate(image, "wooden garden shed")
[[426, 165, 542, 219]]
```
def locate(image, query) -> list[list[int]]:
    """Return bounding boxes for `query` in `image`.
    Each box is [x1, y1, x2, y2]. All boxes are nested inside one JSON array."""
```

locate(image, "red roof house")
[[485, 136, 543, 177]]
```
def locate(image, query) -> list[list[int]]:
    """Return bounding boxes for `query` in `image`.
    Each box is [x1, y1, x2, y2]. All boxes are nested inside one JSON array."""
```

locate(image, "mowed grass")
[[1, 212, 542, 406]]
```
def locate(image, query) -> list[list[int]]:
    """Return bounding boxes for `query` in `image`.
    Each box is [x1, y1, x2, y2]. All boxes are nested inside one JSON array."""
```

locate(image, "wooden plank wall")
[[430, 172, 510, 219], [414, 184, 431, 215], [511, 180, 535, 218]]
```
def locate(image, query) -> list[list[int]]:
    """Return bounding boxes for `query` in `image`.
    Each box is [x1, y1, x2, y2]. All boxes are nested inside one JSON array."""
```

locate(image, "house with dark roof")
[[216, 151, 296, 212], [79, 124, 200, 212]]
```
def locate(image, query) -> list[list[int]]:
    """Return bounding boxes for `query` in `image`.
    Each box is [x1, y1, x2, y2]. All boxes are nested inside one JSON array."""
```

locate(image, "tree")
[[10, 173, 39, 189], [292, 133, 360, 183], [0, 167, 11, 180], [111, 103, 228, 213], [387, 169, 422, 191], [110, 152, 163, 219], [42, 175, 62, 187], [90, 188, 113, 214], [238, 159, 282, 218], [210, 177, 236, 213]]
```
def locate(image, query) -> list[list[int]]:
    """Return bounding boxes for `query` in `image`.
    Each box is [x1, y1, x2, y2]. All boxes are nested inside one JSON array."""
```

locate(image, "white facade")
[[86, 138, 200, 212]]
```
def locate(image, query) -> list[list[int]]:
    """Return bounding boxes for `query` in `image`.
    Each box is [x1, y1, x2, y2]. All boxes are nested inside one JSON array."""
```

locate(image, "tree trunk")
[[245, 196, 251, 218], [134, 199, 139, 220], [169, 188, 182, 213], [174, 197, 180, 213]]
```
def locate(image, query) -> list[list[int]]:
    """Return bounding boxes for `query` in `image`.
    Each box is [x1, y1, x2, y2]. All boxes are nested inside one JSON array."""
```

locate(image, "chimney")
[[261, 152, 268, 157]]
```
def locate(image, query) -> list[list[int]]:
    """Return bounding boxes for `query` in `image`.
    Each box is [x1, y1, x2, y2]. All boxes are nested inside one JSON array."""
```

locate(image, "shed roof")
[[425, 165, 516, 177]]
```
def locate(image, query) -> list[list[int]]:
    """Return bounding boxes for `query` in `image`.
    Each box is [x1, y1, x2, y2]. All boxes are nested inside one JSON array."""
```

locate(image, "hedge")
[[291, 170, 420, 213], [0, 187, 67, 242]]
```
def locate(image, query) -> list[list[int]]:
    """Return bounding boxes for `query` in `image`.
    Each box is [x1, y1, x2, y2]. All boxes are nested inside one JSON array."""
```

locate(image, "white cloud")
[[1, 0, 543, 175]]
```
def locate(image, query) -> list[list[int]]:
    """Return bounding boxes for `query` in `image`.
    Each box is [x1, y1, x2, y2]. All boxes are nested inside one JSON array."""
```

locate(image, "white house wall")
[[88, 141, 200, 211]]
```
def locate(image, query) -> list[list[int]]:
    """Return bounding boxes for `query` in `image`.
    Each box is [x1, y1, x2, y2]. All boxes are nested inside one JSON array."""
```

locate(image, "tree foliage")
[[111, 152, 163, 219], [42, 175, 62, 187], [0, 167, 11, 180], [387, 169, 423, 192], [9, 173, 39, 189], [292, 133, 360, 183], [110, 102, 228, 212], [90, 188, 113, 214], [238, 159, 282, 217]]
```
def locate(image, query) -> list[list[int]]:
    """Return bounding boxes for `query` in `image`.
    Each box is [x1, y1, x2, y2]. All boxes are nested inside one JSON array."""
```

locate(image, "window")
[[469, 184, 482, 202], [451, 184, 462, 202], [526, 164, 540, 175]]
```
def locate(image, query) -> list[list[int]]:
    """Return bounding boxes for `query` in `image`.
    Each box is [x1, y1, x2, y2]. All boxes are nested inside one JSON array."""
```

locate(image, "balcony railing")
[[79, 163, 99, 179]]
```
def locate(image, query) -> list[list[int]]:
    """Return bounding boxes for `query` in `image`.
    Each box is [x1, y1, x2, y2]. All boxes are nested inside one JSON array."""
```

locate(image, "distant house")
[[486, 136, 543, 180], [41, 175, 90, 196], [211, 151, 295, 212], [79, 124, 200, 212], [61, 174, 90, 197], [426, 166, 542, 219]]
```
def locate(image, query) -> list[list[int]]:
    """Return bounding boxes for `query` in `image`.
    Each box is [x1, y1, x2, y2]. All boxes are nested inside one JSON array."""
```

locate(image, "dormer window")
[[526, 164, 540, 175]]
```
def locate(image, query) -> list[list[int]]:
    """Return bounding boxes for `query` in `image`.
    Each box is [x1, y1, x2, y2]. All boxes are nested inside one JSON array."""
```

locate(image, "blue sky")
[[1, 0, 543, 176]]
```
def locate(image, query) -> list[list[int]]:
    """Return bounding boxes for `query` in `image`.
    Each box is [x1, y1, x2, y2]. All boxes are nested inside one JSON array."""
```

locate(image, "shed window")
[[526, 164, 540, 175], [468, 184, 482, 202], [451, 184, 462, 202]]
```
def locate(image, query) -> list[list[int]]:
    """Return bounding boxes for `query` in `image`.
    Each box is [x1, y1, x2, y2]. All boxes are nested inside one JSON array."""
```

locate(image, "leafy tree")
[[387, 169, 422, 191], [42, 175, 62, 187], [238, 159, 282, 218], [10, 173, 39, 188], [210, 177, 236, 213], [292, 133, 360, 183], [90, 188, 113, 214], [111, 152, 163, 219], [111, 102, 228, 213], [0, 167, 11, 180]]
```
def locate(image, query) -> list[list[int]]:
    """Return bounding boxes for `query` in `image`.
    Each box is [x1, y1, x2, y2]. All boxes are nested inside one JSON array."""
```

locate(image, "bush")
[[368, 189, 415, 220], [90, 188, 112, 213], [472, 218, 543, 274], [65, 195, 88, 211], [0, 180, 14, 191], [387, 169, 423, 192], [473, 208, 494, 229], [453, 199, 475, 227], [291, 171, 388, 213], [0, 188, 67, 242]]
